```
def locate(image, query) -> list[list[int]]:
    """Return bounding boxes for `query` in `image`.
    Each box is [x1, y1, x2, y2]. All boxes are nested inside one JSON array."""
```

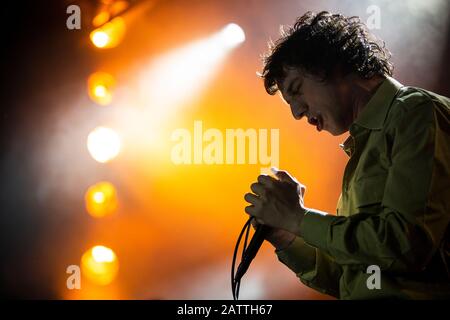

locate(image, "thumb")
[[271, 167, 295, 184], [271, 167, 306, 197]]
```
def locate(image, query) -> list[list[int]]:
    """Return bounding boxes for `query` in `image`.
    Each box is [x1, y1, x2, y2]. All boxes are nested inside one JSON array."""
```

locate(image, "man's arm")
[[300, 98, 450, 272], [275, 236, 342, 298]]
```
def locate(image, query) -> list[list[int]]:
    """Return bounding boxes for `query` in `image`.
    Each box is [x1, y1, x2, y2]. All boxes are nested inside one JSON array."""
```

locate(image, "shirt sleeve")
[[299, 97, 450, 273], [275, 236, 342, 298]]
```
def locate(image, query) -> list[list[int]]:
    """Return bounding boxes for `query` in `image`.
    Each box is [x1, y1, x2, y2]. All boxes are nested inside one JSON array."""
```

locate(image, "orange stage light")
[[87, 71, 115, 106], [92, 11, 111, 28], [90, 17, 126, 49], [110, 1, 129, 16], [85, 181, 118, 218], [81, 245, 119, 285]]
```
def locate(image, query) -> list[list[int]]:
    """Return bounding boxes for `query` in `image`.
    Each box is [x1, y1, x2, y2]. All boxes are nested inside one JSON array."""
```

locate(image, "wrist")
[[272, 233, 296, 251], [289, 207, 307, 236]]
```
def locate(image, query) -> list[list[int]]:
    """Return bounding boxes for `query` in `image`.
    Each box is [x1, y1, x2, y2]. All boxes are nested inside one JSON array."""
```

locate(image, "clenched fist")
[[244, 168, 307, 236]]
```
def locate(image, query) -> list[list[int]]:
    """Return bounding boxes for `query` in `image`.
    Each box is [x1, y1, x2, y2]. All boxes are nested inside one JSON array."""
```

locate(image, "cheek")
[[322, 90, 343, 117], [303, 92, 324, 109], [306, 93, 332, 115], [306, 85, 333, 107], [327, 106, 344, 125], [303, 81, 340, 116]]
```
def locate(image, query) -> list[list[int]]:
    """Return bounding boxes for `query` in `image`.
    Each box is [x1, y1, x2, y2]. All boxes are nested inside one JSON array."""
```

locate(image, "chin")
[[328, 127, 347, 136]]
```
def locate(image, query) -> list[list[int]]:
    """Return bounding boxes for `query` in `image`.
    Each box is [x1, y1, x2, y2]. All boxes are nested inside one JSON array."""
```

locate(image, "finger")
[[271, 168, 306, 197], [257, 174, 276, 188], [244, 204, 257, 216], [299, 183, 306, 198], [255, 218, 265, 225], [247, 215, 265, 225], [270, 167, 280, 175], [244, 192, 261, 205], [250, 218, 260, 230], [250, 182, 266, 197], [272, 168, 297, 185]]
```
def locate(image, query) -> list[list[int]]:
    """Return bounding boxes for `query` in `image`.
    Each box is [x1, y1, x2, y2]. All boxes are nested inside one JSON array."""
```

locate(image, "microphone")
[[232, 168, 286, 299], [234, 224, 270, 281]]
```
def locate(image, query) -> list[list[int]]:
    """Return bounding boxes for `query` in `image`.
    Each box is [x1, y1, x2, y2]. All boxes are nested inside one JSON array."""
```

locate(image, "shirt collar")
[[339, 136, 354, 157], [351, 76, 403, 131], [340, 77, 403, 155]]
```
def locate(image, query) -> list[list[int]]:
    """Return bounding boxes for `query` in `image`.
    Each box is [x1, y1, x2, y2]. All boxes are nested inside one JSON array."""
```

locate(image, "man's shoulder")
[[385, 85, 449, 129], [394, 85, 449, 112]]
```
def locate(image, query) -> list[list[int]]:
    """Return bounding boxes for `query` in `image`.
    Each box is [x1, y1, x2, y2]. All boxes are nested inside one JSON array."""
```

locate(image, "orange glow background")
[[3, 0, 448, 300], [62, 0, 347, 299]]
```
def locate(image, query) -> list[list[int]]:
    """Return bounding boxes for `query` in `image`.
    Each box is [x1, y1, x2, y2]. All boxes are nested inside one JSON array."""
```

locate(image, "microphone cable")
[[231, 217, 269, 300], [231, 217, 251, 300]]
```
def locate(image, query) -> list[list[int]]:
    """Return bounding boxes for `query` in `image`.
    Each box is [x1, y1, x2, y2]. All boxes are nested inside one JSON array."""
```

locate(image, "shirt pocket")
[[351, 173, 387, 212]]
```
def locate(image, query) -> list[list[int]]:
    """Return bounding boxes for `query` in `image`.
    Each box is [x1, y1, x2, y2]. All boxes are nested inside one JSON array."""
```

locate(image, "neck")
[[350, 75, 385, 122]]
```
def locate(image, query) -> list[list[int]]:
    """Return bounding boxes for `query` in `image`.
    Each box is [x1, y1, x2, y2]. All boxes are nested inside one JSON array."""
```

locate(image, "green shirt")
[[276, 77, 450, 299]]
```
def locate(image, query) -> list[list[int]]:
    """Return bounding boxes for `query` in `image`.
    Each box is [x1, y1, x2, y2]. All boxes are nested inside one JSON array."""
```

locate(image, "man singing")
[[244, 11, 450, 299]]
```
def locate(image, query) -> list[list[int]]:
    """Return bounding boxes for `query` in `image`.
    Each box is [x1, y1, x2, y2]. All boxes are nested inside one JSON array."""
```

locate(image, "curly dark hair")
[[260, 11, 394, 95]]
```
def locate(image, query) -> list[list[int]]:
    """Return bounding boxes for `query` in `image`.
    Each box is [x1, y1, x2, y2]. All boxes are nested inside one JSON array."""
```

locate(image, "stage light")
[[85, 181, 118, 218], [92, 11, 111, 28], [94, 85, 107, 98], [135, 23, 246, 128], [110, 0, 129, 16], [87, 71, 115, 106], [91, 30, 110, 48], [81, 245, 119, 285], [90, 17, 126, 49], [92, 246, 115, 262], [87, 127, 121, 163], [220, 23, 246, 48]]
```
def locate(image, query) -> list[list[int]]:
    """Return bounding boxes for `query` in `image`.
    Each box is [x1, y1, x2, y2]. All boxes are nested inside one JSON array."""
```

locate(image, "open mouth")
[[308, 115, 323, 132]]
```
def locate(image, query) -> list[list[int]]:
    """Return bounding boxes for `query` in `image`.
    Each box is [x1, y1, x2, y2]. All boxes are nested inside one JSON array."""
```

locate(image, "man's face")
[[277, 67, 353, 136]]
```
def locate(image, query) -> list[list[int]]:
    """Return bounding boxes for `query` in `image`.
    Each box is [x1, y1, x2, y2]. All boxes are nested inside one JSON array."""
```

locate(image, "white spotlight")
[[110, 22, 247, 154], [137, 23, 246, 122], [220, 23, 246, 48], [87, 127, 121, 163]]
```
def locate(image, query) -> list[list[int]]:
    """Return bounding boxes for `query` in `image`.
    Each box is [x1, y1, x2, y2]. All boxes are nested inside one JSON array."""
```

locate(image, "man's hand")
[[250, 219, 296, 251], [244, 168, 307, 236]]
